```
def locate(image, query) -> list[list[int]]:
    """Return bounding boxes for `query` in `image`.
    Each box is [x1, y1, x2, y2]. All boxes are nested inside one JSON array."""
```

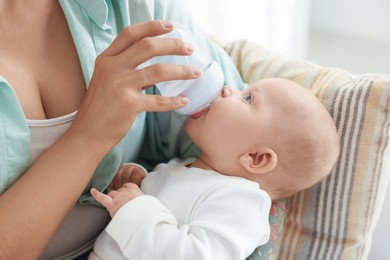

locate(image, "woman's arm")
[[0, 131, 108, 259], [0, 21, 199, 259]]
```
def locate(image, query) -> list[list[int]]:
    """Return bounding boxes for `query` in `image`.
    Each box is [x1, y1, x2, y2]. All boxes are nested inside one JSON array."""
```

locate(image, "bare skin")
[[0, 1, 199, 259], [0, 1, 86, 119]]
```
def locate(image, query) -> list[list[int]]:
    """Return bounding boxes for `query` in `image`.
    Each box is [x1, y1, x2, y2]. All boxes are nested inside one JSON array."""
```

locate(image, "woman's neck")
[[0, 0, 57, 31]]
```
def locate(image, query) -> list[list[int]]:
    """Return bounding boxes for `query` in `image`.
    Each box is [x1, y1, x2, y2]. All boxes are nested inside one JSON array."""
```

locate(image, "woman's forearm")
[[0, 132, 109, 259]]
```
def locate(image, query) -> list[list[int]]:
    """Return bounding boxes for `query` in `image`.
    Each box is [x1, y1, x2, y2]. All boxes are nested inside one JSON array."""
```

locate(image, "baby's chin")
[[184, 117, 199, 138]]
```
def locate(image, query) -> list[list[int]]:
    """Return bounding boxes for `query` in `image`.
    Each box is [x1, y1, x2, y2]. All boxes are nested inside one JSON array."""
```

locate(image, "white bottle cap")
[[175, 61, 225, 115]]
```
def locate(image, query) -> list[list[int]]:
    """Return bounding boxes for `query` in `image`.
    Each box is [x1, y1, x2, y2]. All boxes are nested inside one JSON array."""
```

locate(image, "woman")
[[0, 0, 244, 259]]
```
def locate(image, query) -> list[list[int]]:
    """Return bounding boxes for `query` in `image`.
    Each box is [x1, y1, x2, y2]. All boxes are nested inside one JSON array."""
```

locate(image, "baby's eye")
[[243, 93, 252, 104]]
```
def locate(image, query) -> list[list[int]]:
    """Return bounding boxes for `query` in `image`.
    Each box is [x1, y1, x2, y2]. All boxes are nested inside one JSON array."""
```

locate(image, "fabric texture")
[[247, 201, 286, 260], [93, 158, 271, 260], [222, 40, 390, 260]]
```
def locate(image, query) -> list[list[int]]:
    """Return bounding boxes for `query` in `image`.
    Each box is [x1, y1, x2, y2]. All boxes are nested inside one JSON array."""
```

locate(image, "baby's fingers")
[[90, 188, 113, 208], [121, 164, 147, 186]]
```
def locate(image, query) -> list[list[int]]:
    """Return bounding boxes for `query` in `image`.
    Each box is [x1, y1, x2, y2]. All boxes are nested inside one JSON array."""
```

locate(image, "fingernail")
[[161, 20, 173, 30], [180, 97, 189, 105], [186, 44, 194, 54], [192, 68, 202, 77]]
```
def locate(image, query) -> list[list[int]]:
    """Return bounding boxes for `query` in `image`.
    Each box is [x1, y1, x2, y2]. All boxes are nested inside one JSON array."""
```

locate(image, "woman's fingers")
[[104, 20, 195, 71], [134, 64, 202, 90], [103, 20, 174, 57], [72, 21, 201, 150], [120, 37, 194, 68], [138, 94, 189, 112]]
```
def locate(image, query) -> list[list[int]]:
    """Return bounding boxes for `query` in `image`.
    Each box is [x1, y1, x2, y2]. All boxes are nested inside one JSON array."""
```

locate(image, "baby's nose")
[[220, 87, 233, 98]]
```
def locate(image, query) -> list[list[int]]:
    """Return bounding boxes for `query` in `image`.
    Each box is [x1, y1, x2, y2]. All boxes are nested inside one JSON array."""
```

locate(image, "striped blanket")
[[220, 40, 390, 260]]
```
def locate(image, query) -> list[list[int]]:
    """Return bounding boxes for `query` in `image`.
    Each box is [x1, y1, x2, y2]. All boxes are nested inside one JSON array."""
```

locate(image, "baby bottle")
[[143, 22, 225, 115]]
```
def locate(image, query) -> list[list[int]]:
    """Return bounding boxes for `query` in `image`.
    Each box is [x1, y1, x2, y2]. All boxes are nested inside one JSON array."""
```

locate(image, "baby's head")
[[186, 78, 340, 200]]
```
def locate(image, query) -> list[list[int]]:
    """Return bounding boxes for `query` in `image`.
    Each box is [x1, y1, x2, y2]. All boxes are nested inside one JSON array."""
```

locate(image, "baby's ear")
[[239, 147, 277, 174]]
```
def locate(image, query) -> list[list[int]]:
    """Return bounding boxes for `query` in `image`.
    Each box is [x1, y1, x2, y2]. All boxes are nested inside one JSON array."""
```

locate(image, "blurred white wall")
[[308, 0, 390, 74], [184, 0, 311, 58], [310, 0, 390, 44]]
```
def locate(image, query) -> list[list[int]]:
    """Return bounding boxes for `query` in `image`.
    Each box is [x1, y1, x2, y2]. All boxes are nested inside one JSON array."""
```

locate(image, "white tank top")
[[27, 112, 110, 260], [27, 111, 77, 163]]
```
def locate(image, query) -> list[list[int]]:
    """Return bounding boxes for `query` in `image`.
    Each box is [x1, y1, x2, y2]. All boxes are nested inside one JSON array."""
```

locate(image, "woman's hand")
[[69, 20, 201, 150]]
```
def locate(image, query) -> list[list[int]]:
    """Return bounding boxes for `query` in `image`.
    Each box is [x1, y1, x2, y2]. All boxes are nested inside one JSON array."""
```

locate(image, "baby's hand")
[[109, 163, 147, 190], [91, 183, 144, 217]]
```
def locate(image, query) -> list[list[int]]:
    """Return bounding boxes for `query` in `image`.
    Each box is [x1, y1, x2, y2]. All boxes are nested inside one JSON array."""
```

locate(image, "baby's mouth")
[[191, 107, 210, 119]]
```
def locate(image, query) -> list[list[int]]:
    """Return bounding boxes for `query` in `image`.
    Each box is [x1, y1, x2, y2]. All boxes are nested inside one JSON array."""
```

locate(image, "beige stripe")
[[292, 190, 307, 260], [316, 70, 341, 102], [344, 79, 388, 259], [328, 80, 369, 259], [278, 195, 295, 260], [241, 45, 261, 77], [359, 81, 390, 258], [235, 41, 248, 75], [286, 194, 300, 260], [278, 191, 303, 260]]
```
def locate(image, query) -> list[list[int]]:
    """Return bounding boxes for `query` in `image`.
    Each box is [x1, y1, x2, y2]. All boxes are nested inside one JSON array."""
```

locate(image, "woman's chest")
[[0, 7, 86, 120]]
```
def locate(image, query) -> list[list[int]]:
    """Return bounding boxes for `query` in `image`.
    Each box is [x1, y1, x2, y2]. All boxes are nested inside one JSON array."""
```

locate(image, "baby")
[[88, 78, 340, 260]]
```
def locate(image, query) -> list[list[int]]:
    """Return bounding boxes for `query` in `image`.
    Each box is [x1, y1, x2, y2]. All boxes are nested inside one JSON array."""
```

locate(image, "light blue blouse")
[[0, 0, 244, 205]]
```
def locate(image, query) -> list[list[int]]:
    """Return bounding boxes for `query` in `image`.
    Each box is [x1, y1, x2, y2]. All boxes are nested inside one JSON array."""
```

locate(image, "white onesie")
[[90, 158, 271, 260]]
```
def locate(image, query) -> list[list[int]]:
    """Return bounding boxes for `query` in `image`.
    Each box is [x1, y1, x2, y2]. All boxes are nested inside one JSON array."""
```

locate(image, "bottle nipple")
[[190, 91, 220, 119]]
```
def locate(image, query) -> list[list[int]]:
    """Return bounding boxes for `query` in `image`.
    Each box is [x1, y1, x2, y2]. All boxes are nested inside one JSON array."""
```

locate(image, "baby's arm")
[[91, 163, 147, 217], [94, 183, 271, 260]]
